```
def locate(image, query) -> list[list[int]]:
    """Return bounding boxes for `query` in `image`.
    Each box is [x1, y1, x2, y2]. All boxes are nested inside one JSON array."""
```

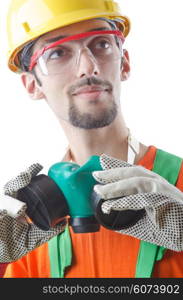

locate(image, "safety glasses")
[[29, 30, 125, 75]]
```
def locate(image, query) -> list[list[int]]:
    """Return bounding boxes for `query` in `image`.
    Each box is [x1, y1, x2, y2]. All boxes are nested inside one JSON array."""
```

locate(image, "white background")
[[0, 0, 182, 188]]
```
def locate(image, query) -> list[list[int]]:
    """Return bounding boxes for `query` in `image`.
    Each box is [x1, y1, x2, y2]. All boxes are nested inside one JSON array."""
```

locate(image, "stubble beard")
[[68, 98, 118, 129]]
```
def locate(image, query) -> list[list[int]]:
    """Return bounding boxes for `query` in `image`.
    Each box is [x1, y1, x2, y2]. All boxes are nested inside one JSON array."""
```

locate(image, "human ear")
[[21, 72, 45, 100], [121, 49, 130, 81]]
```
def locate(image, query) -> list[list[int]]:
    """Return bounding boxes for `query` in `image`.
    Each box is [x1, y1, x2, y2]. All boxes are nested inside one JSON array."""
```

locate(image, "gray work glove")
[[92, 154, 183, 251], [0, 164, 66, 263]]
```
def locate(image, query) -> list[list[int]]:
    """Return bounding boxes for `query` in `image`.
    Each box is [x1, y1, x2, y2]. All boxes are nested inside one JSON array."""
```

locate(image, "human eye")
[[46, 46, 70, 61], [89, 36, 114, 56], [92, 35, 113, 49], [95, 39, 111, 49]]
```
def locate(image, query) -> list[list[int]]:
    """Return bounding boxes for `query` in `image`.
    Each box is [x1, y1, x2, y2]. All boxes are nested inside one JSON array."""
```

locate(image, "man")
[[2, 0, 183, 277]]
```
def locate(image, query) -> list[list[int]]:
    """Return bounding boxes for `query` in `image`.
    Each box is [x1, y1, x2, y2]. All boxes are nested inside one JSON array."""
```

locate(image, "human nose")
[[76, 48, 100, 78]]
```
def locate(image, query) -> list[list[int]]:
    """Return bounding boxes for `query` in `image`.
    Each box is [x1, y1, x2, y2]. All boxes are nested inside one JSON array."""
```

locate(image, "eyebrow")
[[44, 27, 111, 43]]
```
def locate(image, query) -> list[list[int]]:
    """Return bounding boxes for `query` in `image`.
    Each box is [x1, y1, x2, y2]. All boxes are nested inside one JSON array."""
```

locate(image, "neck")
[[60, 114, 148, 165]]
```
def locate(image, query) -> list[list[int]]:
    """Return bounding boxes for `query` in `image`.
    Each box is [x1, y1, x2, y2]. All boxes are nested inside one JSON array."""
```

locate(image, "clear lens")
[[37, 33, 123, 75]]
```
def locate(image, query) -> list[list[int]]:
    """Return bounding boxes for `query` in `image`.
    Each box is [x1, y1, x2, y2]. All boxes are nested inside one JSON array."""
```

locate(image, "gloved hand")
[[92, 154, 183, 251], [0, 163, 66, 263]]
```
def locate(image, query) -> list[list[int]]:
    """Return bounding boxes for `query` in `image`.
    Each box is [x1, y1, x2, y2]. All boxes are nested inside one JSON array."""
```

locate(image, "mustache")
[[68, 77, 113, 95]]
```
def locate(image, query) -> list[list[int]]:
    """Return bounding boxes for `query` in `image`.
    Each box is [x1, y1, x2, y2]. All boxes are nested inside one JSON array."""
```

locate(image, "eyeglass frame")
[[29, 30, 125, 72]]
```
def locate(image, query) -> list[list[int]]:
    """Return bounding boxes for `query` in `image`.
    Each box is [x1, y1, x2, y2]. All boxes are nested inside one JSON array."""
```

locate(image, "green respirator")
[[17, 156, 144, 233]]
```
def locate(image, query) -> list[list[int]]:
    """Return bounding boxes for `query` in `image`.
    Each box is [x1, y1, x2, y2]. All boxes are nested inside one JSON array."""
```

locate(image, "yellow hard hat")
[[7, 0, 130, 73]]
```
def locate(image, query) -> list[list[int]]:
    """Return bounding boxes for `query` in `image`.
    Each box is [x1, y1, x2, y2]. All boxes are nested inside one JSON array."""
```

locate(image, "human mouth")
[[72, 85, 110, 100]]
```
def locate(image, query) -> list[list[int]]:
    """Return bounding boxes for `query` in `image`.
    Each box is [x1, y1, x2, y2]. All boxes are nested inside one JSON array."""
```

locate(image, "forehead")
[[34, 19, 112, 50]]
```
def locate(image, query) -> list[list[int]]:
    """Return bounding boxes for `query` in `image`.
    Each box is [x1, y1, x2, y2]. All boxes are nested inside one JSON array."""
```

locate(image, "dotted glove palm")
[[0, 164, 65, 263], [93, 154, 183, 251]]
